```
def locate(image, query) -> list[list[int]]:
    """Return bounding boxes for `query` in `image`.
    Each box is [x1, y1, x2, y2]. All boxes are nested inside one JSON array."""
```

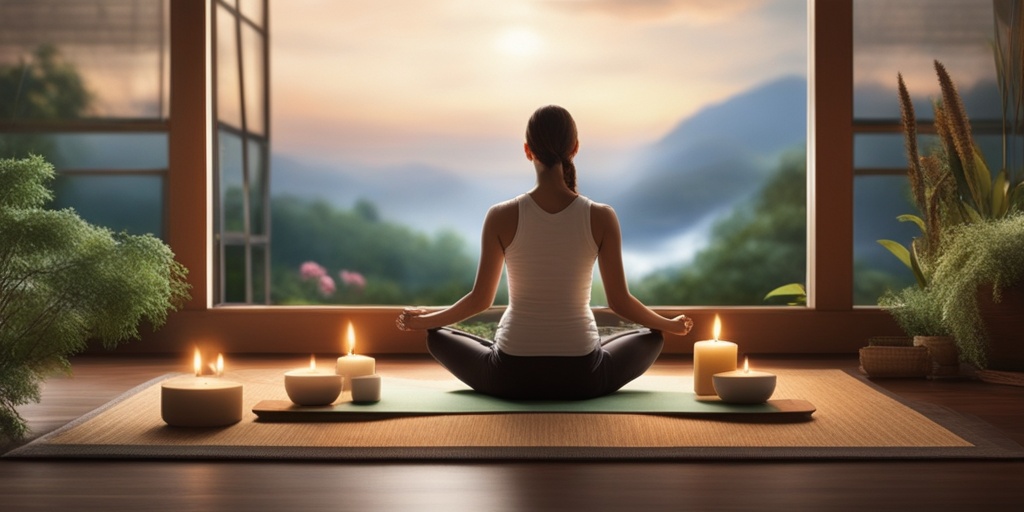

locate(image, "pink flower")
[[300, 261, 327, 281], [339, 269, 367, 289], [318, 275, 336, 297]]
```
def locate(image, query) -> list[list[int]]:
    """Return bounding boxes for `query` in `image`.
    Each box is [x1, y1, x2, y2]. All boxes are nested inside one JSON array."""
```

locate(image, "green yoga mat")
[[252, 379, 815, 422]]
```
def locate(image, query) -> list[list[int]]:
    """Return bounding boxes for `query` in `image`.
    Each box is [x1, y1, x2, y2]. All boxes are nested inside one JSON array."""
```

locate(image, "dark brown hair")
[[526, 105, 578, 192]]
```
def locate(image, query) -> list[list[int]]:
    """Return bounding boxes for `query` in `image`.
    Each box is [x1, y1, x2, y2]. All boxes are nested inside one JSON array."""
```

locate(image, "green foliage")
[[764, 283, 806, 306], [928, 214, 1024, 368], [451, 321, 499, 340], [0, 156, 189, 440], [878, 286, 950, 338], [880, 56, 1024, 356], [633, 148, 807, 305], [880, 61, 1024, 288], [0, 45, 93, 160], [0, 44, 92, 121], [269, 195, 476, 305]]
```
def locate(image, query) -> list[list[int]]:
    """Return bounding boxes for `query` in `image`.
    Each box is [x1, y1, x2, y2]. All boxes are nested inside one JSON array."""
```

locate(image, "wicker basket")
[[866, 336, 914, 347], [859, 346, 930, 378]]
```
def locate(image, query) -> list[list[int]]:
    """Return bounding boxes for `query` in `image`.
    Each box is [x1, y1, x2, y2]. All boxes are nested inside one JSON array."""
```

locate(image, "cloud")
[[543, 0, 764, 24], [269, 0, 806, 177]]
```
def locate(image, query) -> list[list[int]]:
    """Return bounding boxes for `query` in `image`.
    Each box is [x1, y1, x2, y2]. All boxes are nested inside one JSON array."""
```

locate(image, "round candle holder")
[[712, 370, 777, 404], [161, 377, 244, 427], [284, 370, 343, 406]]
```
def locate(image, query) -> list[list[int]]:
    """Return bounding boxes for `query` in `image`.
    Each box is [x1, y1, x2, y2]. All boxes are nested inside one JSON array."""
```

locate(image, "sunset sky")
[[262, 0, 998, 278], [270, 0, 808, 179]]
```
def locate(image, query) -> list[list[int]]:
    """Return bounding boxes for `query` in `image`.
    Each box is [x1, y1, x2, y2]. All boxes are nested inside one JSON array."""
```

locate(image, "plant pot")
[[977, 284, 1024, 372], [913, 335, 959, 377]]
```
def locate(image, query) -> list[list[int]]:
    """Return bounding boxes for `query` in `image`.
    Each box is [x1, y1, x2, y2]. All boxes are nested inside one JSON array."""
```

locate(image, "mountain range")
[[597, 75, 806, 248], [271, 75, 809, 268], [271, 73, 1006, 278]]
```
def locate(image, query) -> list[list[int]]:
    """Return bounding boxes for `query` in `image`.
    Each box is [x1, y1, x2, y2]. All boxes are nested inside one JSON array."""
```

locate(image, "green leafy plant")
[[877, 10, 1024, 356], [877, 286, 950, 338], [879, 61, 1024, 289], [0, 155, 190, 440], [927, 214, 1024, 369], [763, 283, 806, 306]]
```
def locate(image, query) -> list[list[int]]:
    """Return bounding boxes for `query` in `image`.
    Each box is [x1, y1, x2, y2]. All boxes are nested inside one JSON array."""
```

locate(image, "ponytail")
[[562, 157, 577, 193]]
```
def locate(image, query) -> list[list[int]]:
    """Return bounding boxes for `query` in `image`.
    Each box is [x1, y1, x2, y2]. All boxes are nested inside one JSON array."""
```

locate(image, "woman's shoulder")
[[488, 196, 521, 217], [587, 199, 617, 220], [485, 196, 521, 230], [485, 196, 521, 248], [588, 199, 620, 244]]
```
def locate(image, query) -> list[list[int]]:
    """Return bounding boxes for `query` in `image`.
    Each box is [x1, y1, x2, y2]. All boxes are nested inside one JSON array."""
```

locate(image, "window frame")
[[148, 0, 899, 356], [211, 0, 271, 305]]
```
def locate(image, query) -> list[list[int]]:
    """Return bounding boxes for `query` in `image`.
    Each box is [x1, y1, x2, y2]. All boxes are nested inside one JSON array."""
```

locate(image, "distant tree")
[[0, 45, 92, 160], [632, 147, 907, 306], [269, 195, 476, 305], [633, 148, 807, 305], [0, 44, 91, 121]]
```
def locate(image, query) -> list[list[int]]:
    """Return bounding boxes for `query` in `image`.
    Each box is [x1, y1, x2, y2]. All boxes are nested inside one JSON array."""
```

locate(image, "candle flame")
[[346, 322, 356, 356], [216, 353, 225, 377], [743, 356, 750, 373], [712, 315, 721, 341], [310, 354, 317, 370], [193, 348, 202, 377]]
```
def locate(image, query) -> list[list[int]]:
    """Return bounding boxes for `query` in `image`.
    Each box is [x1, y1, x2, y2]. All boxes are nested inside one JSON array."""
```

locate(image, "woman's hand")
[[667, 314, 694, 336], [396, 307, 429, 331]]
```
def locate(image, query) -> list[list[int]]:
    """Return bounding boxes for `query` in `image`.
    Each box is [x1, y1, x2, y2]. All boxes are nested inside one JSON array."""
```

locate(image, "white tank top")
[[494, 193, 601, 356]]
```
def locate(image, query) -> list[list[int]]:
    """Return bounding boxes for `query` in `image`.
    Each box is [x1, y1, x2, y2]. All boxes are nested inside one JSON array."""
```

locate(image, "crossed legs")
[[426, 327, 664, 400]]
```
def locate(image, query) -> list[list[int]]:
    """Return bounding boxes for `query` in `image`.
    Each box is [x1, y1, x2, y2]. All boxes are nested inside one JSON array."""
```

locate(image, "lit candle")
[[350, 374, 382, 403], [712, 357, 777, 404], [285, 355, 344, 406], [692, 315, 738, 396], [161, 349, 244, 427], [336, 322, 375, 384]]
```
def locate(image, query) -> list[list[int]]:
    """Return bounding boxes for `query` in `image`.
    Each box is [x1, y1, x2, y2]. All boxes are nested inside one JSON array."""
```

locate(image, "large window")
[[8, 1, 1008, 354], [852, 0, 1007, 304], [0, 0, 170, 238], [262, 0, 809, 307]]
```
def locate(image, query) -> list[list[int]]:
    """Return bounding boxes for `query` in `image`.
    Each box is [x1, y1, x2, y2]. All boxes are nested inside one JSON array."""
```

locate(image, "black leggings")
[[426, 327, 664, 400]]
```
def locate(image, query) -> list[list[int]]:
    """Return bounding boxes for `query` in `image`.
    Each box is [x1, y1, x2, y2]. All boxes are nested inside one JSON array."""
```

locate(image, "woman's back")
[[397, 104, 691, 400], [493, 193, 600, 356]]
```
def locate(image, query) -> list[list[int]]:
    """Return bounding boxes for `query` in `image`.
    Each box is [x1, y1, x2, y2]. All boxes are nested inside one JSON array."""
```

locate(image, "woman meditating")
[[396, 105, 693, 400]]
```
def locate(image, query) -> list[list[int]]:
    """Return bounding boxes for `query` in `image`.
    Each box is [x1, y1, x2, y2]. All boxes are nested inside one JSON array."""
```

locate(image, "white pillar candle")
[[693, 315, 737, 396], [351, 374, 382, 403], [161, 350, 243, 427], [712, 357, 777, 404], [285, 355, 343, 406], [336, 322, 375, 382]]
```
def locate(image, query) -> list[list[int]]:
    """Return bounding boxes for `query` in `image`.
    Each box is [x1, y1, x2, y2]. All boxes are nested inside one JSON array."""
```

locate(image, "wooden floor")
[[2, 354, 1023, 511]]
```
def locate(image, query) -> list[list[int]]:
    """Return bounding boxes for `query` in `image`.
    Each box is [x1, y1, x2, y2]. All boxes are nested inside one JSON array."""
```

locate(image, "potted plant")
[[878, 286, 957, 377], [0, 155, 190, 440], [877, 49, 1024, 376], [928, 214, 1024, 372]]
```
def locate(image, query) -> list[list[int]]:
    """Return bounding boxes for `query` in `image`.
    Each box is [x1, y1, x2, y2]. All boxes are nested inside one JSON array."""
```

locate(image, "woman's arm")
[[592, 203, 693, 335], [397, 203, 513, 331]]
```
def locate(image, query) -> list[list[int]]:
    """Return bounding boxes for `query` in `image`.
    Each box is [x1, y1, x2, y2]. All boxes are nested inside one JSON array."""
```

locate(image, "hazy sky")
[[270, 0, 807, 178]]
